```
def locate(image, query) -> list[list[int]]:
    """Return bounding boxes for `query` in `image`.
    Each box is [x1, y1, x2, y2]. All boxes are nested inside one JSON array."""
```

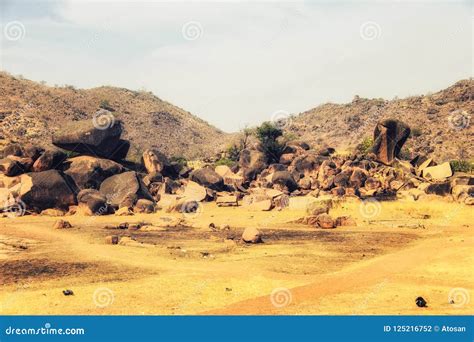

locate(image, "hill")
[[0, 72, 228, 160], [288, 79, 473, 161]]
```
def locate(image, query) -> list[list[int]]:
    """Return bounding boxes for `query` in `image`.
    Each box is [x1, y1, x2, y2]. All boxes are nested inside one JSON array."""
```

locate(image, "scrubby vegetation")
[[450, 160, 474, 173]]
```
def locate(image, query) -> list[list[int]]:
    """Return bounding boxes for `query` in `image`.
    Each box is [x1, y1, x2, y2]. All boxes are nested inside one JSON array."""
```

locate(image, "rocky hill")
[[0, 72, 227, 160], [288, 79, 473, 162]]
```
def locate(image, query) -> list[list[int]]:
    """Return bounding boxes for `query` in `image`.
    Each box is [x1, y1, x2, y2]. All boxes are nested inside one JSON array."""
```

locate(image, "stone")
[[241, 227, 263, 243], [331, 186, 346, 197], [115, 206, 133, 216], [365, 177, 382, 190], [451, 185, 474, 202], [239, 149, 267, 182], [2, 143, 23, 157], [63, 156, 123, 190], [18, 170, 77, 211], [53, 219, 72, 229], [105, 235, 119, 245], [133, 199, 155, 213], [272, 171, 298, 192], [422, 162, 453, 180], [372, 119, 411, 165], [316, 213, 336, 229], [216, 195, 239, 207], [183, 181, 207, 202], [0, 157, 28, 176], [99, 171, 153, 207], [335, 216, 357, 226], [190, 167, 224, 191], [215, 165, 233, 178], [247, 199, 272, 211], [334, 170, 352, 188], [32, 150, 67, 172], [142, 149, 167, 174], [416, 158, 436, 176], [291, 154, 322, 175], [306, 200, 331, 216], [52, 119, 129, 160], [279, 153, 295, 165], [317, 147, 335, 156], [349, 168, 368, 188], [425, 182, 451, 196], [22, 144, 44, 161], [77, 189, 109, 215]]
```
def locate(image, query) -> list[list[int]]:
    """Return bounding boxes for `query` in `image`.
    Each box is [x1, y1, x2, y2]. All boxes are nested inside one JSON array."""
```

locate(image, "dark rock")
[[133, 199, 155, 213], [18, 170, 77, 211], [22, 144, 44, 161], [318, 147, 335, 156], [99, 171, 153, 207], [416, 296, 427, 308], [190, 167, 224, 191], [272, 171, 298, 192], [77, 189, 109, 215], [372, 119, 411, 165], [52, 119, 129, 160], [62, 156, 123, 190], [32, 150, 67, 172], [239, 149, 267, 182], [425, 181, 451, 196]]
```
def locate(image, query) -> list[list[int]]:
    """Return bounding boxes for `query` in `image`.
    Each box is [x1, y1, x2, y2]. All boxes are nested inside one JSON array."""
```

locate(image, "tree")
[[255, 121, 285, 163]]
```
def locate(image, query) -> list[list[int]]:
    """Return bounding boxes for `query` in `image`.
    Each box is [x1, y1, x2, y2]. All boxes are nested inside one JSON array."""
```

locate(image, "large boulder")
[[372, 119, 411, 165], [32, 150, 67, 172], [422, 162, 453, 180], [0, 157, 32, 176], [52, 119, 129, 160], [142, 149, 168, 174], [239, 149, 267, 182], [272, 171, 298, 192], [99, 171, 152, 207], [62, 156, 123, 190], [18, 170, 77, 211], [190, 167, 224, 191]]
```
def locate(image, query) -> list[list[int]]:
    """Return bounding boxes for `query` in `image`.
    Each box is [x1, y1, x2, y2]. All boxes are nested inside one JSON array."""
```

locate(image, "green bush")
[[255, 121, 285, 163], [356, 136, 374, 155], [214, 158, 235, 167], [410, 127, 422, 137], [450, 160, 474, 173], [169, 156, 188, 169], [226, 145, 240, 162], [100, 99, 111, 108]]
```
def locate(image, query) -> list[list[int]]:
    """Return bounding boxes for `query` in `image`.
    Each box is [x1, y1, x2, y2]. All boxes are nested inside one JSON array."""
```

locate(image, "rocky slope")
[[0, 72, 227, 160], [288, 79, 473, 162]]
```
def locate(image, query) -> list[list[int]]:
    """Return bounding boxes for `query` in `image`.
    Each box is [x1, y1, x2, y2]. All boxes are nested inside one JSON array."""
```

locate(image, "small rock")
[[105, 235, 119, 245], [316, 213, 336, 229], [241, 227, 263, 243], [53, 220, 72, 229], [415, 296, 427, 308], [62, 289, 74, 296], [335, 216, 357, 227]]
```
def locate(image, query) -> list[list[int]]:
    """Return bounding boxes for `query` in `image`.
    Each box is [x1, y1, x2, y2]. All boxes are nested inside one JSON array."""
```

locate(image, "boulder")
[[142, 149, 168, 174], [77, 189, 109, 215], [0, 157, 31, 176], [290, 154, 322, 175], [335, 216, 357, 226], [63, 156, 123, 190], [425, 181, 451, 196], [183, 181, 207, 202], [451, 185, 474, 202], [22, 144, 44, 161], [306, 199, 331, 216], [52, 119, 129, 160], [241, 227, 263, 243], [32, 150, 67, 172], [316, 213, 336, 229], [349, 168, 368, 188], [317, 147, 335, 156], [99, 171, 153, 207], [333, 170, 352, 188], [422, 162, 452, 180], [239, 149, 267, 182], [279, 153, 295, 165], [272, 171, 298, 192], [41, 208, 66, 217], [18, 170, 77, 211], [53, 219, 72, 229], [133, 199, 156, 213], [190, 167, 224, 191], [372, 119, 411, 165]]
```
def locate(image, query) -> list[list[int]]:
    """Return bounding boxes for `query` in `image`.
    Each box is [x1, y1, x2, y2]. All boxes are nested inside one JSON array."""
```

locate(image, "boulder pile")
[[0, 118, 472, 218]]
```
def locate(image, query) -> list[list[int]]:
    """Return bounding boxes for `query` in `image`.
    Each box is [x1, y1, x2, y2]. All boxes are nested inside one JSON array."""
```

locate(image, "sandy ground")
[[0, 197, 472, 315]]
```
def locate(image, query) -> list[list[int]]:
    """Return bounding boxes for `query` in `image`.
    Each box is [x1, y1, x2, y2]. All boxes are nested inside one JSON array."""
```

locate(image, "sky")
[[0, 0, 472, 132]]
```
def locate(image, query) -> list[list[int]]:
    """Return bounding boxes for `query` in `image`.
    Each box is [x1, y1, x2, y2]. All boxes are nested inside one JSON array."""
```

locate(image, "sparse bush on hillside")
[[450, 160, 474, 173], [356, 136, 374, 155], [411, 127, 422, 137], [169, 156, 188, 169], [255, 121, 285, 163], [214, 157, 235, 167], [100, 99, 111, 108], [225, 145, 240, 162]]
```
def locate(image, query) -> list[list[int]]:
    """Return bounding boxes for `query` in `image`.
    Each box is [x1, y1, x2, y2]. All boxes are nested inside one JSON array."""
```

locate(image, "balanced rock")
[[372, 119, 411, 165], [52, 119, 129, 160], [142, 149, 167, 174]]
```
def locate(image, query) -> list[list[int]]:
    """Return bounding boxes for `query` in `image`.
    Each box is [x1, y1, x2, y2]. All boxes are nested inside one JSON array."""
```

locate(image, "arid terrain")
[[0, 74, 472, 316], [0, 198, 472, 315]]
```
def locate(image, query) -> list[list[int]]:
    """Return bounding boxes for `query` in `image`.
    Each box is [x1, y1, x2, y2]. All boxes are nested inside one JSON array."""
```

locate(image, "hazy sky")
[[0, 0, 472, 132]]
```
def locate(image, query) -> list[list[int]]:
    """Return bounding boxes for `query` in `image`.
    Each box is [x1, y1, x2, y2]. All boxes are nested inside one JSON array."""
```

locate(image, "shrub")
[[411, 127, 422, 137], [100, 99, 111, 109], [225, 145, 240, 162], [255, 122, 285, 163], [356, 136, 374, 155], [450, 160, 474, 173], [169, 156, 188, 169], [214, 158, 235, 167]]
